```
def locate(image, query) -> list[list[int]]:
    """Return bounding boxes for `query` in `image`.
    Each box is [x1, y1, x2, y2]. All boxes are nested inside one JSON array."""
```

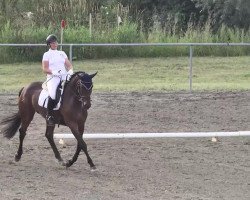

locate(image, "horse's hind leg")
[[15, 128, 26, 161], [15, 110, 35, 162], [45, 125, 64, 165]]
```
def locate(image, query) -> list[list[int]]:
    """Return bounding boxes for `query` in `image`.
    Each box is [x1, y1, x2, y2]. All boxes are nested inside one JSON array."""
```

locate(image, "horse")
[[1, 71, 97, 170]]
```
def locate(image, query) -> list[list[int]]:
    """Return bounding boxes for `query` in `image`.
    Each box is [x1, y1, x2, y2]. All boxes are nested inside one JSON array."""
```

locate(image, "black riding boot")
[[46, 97, 56, 126]]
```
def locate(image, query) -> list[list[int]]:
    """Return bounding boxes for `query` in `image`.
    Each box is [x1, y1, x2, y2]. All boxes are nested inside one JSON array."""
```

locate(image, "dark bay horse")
[[1, 71, 97, 170]]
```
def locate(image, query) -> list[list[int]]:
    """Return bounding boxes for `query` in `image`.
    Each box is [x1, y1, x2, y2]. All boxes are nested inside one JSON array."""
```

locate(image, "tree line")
[[1, 0, 250, 63], [1, 0, 250, 35]]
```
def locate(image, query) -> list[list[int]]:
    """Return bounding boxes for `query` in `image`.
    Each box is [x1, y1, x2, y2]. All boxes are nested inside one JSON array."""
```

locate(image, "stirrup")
[[46, 115, 55, 126]]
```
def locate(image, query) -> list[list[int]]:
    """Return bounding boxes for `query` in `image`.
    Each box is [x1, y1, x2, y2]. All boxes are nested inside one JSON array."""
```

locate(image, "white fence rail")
[[1, 42, 250, 92], [1, 43, 250, 139], [53, 131, 250, 139]]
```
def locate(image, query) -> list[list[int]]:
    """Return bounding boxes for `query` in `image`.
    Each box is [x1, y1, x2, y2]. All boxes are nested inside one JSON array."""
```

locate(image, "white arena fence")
[[53, 131, 250, 139], [1, 43, 250, 140], [1, 42, 250, 92]]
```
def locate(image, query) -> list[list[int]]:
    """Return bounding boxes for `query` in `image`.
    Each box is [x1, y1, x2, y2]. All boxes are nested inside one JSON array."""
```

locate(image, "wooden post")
[[60, 20, 66, 50]]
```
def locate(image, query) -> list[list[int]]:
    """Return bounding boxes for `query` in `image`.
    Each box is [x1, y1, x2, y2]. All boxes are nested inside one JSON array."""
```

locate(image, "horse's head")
[[67, 71, 97, 110]]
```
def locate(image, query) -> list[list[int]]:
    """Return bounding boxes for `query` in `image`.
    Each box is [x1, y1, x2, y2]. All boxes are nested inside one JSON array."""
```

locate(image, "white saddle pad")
[[38, 89, 61, 110]]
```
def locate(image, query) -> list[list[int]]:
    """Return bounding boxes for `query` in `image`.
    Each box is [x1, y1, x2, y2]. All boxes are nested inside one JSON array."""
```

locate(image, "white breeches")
[[47, 76, 61, 100]]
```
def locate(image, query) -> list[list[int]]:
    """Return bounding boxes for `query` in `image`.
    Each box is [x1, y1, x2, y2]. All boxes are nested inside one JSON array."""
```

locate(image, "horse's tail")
[[1, 88, 23, 139], [1, 113, 21, 139]]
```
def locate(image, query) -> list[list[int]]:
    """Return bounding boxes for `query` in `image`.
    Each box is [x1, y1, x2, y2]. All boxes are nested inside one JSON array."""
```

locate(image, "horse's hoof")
[[15, 154, 21, 162], [59, 160, 66, 166], [90, 166, 97, 172], [65, 160, 73, 168]]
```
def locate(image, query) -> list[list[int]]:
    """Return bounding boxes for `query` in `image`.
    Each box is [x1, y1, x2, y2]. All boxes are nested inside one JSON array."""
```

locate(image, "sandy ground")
[[0, 91, 250, 200]]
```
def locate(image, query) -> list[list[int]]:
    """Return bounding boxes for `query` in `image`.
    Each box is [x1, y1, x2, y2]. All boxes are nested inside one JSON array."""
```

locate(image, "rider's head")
[[46, 34, 58, 46]]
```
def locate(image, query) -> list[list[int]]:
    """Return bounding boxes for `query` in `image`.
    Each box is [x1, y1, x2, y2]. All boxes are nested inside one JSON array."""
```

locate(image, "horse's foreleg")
[[65, 144, 81, 168], [68, 127, 96, 170], [80, 139, 96, 171], [45, 125, 64, 166]]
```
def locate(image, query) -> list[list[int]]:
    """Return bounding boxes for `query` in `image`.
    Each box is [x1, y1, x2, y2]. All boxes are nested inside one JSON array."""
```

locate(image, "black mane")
[[69, 71, 85, 82], [64, 71, 85, 88]]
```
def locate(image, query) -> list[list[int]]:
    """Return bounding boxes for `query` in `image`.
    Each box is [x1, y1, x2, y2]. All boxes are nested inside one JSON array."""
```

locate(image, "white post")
[[60, 29, 63, 51], [189, 45, 193, 92], [89, 13, 92, 37], [117, 16, 122, 28], [69, 44, 73, 63]]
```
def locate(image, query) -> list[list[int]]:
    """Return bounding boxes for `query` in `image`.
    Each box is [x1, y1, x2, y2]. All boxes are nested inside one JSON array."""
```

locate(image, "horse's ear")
[[89, 72, 98, 79]]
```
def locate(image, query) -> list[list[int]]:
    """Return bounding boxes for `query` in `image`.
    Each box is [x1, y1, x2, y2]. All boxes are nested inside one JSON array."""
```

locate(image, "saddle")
[[38, 81, 65, 110]]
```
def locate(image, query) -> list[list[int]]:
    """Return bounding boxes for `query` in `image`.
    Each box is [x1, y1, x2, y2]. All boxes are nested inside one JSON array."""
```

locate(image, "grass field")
[[0, 56, 249, 93]]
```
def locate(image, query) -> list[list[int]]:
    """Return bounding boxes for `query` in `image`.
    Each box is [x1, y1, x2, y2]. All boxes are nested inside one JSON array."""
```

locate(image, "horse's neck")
[[64, 77, 79, 100], [65, 76, 77, 91]]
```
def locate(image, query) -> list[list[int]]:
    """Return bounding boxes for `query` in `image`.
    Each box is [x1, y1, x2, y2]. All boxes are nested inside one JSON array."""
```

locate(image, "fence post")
[[69, 44, 73, 63], [89, 13, 92, 37], [189, 45, 193, 92]]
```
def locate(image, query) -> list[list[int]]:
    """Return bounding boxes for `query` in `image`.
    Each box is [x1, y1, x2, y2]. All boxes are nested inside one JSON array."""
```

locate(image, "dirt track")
[[0, 92, 250, 200]]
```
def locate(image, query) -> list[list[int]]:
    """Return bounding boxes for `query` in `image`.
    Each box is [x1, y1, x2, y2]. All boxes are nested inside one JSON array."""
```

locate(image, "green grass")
[[0, 56, 249, 93]]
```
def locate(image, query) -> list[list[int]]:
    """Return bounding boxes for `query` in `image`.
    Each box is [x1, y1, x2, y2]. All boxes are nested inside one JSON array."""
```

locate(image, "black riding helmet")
[[46, 34, 57, 45]]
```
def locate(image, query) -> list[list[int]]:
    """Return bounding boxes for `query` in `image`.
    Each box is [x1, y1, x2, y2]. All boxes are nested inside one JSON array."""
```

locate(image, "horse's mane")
[[69, 71, 83, 82], [64, 71, 85, 89]]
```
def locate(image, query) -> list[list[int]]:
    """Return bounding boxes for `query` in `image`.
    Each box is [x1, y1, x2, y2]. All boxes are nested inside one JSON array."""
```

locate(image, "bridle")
[[69, 73, 93, 110]]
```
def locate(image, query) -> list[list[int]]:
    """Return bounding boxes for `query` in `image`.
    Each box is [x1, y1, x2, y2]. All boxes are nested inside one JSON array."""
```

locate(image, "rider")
[[42, 34, 74, 125]]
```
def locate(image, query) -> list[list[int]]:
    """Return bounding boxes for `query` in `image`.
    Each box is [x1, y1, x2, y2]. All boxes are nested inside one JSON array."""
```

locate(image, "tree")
[[0, 0, 249, 35], [194, 0, 250, 31]]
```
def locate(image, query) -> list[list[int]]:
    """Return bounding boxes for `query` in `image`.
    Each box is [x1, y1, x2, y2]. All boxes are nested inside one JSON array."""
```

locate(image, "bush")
[[0, 21, 250, 63]]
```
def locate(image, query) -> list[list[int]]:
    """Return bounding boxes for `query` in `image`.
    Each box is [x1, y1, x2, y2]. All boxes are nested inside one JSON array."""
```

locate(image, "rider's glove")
[[67, 69, 74, 75]]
